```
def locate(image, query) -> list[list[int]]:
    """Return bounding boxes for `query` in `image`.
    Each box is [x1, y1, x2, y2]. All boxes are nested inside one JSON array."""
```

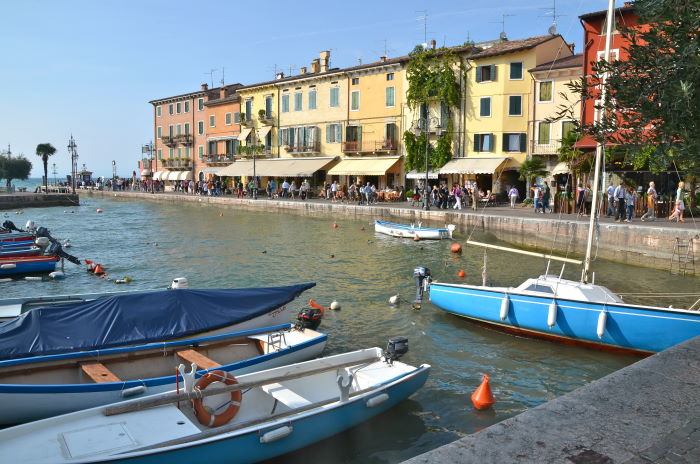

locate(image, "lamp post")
[[141, 141, 155, 194], [414, 117, 441, 211], [67, 135, 78, 194], [252, 128, 258, 200]]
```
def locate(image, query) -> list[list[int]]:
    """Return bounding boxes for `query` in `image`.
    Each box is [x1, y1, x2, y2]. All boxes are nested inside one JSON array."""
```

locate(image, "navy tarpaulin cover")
[[0, 283, 315, 360]]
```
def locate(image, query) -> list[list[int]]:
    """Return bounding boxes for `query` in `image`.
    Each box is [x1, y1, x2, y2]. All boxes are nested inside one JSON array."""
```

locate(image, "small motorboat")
[[0, 282, 317, 360], [0, 323, 327, 425], [0, 246, 42, 258], [375, 220, 455, 240], [0, 255, 60, 276], [0, 341, 430, 464]]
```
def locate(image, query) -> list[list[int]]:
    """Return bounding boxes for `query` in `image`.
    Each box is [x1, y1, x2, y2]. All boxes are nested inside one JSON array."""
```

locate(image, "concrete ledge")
[[403, 335, 700, 464], [0, 193, 80, 210]]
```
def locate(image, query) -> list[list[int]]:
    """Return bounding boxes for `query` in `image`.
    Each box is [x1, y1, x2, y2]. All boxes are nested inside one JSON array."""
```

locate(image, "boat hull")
[[430, 282, 700, 355], [375, 220, 451, 240], [0, 247, 42, 258], [0, 257, 58, 276]]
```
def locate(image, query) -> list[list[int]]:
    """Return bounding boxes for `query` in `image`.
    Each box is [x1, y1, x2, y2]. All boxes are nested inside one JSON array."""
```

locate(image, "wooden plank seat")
[[176, 349, 221, 370], [80, 361, 121, 383], [261, 383, 312, 409]]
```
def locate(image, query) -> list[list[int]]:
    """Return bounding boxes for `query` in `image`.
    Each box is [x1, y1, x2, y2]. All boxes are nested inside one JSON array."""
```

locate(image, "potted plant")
[[258, 109, 267, 120]]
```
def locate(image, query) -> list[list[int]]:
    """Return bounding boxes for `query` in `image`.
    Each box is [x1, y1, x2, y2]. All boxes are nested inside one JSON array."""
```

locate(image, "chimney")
[[201, 83, 208, 91], [568, 42, 575, 53], [379, 55, 387, 62], [220, 87, 228, 98], [430, 39, 436, 49], [320, 50, 330, 72], [310, 58, 320, 73], [300, 66, 307, 74], [275, 72, 285, 80]]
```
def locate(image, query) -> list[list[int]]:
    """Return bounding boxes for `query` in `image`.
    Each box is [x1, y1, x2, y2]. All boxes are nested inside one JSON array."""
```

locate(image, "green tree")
[[35, 143, 57, 191], [518, 157, 549, 198], [0, 155, 32, 189]]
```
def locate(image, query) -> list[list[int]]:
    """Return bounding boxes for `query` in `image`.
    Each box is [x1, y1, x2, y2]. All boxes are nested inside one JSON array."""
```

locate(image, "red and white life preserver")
[[192, 370, 242, 427]]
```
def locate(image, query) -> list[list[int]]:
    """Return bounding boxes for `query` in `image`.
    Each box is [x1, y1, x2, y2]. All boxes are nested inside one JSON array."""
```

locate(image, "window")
[[329, 87, 339, 107], [479, 97, 491, 117], [351, 77, 359, 85], [198, 98, 204, 111], [476, 65, 496, 82], [386, 73, 394, 81], [562, 121, 576, 139], [234, 112, 241, 123], [208, 141, 217, 155], [539, 81, 553, 102], [184, 123, 190, 135], [209, 115, 215, 127], [177, 148, 181, 157], [510, 62, 523, 80], [185, 147, 190, 158], [503, 133, 526, 152], [157, 149, 162, 160], [225, 113, 232, 125], [308, 90, 317, 110], [184, 101, 190, 113], [524, 284, 554, 294], [538, 122, 551, 144], [294, 92, 302, 111], [177, 124, 182, 135], [473, 133, 495, 152], [385, 86, 395, 107], [385, 123, 397, 144], [198, 146, 203, 159], [440, 101, 450, 127], [351, 90, 360, 111], [325, 123, 342, 143], [596, 49, 620, 63], [198, 121, 204, 135], [265, 96, 273, 116], [245, 100, 252, 120], [156, 106, 161, 117], [168, 104, 174, 115], [508, 95, 522, 116], [282, 94, 290, 112], [157, 126, 162, 138], [176, 102, 181, 114], [168, 125, 174, 136], [169, 148, 174, 158]]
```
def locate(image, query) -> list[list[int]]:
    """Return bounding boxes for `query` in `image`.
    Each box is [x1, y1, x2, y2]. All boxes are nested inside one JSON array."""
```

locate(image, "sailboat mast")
[[582, 0, 616, 283]]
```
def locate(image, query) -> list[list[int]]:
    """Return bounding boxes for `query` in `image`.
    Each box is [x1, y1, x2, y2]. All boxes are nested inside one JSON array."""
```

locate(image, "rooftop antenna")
[[287, 64, 296, 76], [266, 64, 279, 79], [491, 13, 515, 40], [220, 67, 225, 86], [416, 10, 428, 45], [204, 69, 218, 88], [540, 0, 566, 35]]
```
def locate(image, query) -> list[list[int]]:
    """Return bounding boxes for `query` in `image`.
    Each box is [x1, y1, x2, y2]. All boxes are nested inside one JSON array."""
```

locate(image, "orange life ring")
[[192, 370, 242, 427]]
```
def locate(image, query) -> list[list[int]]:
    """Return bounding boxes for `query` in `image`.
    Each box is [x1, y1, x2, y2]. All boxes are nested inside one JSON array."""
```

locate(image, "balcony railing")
[[258, 112, 274, 123], [163, 159, 192, 169], [284, 142, 320, 154], [205, 154, 235, 164], [241, 117, 254, 126], [174, 134, 193, 146], [342, 140, 398, 153], [531, 141, 562, 155], [161, 135, 177, 147], [139, 159, 152, 170]]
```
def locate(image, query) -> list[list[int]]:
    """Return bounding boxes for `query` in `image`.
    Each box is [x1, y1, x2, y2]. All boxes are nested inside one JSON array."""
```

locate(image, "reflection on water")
[[3, 197, 696, 462]]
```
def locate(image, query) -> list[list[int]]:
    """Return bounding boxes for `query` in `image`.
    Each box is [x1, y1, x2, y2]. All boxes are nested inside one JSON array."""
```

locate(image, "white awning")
[[237, 127, 253, 141], [140, 169, 152, 176], [165, 171, 180, 181], [439, 157, 510, 175], [177, 171, 193, 181], [406, 170, 438, 179], [201, 167, 222, 175], [327, 156, 401, 176], [206, 135, 238, 141], [551, 162, 570, 175], [217, 157, 337, 178], [152, 171, 164, 180], [257, 125, 272, 140]]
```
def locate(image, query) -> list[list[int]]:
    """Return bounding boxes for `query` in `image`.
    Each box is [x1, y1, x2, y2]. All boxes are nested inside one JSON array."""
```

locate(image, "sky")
[[0, 0, 623, 178]]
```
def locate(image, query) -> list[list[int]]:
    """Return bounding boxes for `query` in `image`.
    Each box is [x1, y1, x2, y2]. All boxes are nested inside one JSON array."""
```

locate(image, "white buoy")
[[500, 294, 510, 321], [389, 295, 399, 305], [597, 311, 607, 339], [1, 264, 17, 270], [25, 276, 42, 281], [547, 300, 558, 328], [170, 277, 189, 289], [329, 300, 341, 310], [48, 271, 66, 280]]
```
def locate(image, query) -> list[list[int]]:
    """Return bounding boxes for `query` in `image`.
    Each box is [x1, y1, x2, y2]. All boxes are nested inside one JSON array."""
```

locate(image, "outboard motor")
[[383, 337, 408, 365], [2, 220, 24, 232], [25, 220, 36, 233], [170, 277, 189, 289], [295, 305, 323, 330], [413, 266, 432, 306], [46, 242, 81, 265]]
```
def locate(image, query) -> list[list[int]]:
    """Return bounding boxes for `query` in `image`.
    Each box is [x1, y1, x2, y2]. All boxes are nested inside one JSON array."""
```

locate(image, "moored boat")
[[0, 323, 327, 425], [0, 255, 60, 276], [375, 220, 455, 240], [0, 344, 429, 464]]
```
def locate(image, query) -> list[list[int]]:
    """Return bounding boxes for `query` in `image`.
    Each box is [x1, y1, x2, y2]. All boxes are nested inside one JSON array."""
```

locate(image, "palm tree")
[[518, 156, 549, 199], [35, 143, 56, 191]]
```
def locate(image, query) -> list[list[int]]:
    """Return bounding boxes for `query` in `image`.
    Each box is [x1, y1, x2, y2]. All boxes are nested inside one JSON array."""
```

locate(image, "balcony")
[[163, 158, 192, 169], [258, 111, 274, 123], [205, 154, 235, 165], [531, 141, 562, 155], [174, 134, 193, 146], [138, 159, 152, 170], [240, 114, 254, 126], [342, 140, 398, 153], [284, 141, 320, 154], [161, 135, 177, 147], [239, 145, 272, 158]]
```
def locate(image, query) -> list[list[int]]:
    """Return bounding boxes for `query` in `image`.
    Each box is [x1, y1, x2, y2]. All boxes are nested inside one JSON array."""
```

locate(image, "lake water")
[[2, 196, 695, 463]]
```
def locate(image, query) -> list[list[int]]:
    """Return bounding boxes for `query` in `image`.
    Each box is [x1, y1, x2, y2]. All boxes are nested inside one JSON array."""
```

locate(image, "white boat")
[[375, 220, 455, 240], [0, 323, 327, 425], [0, 343, 430, 464]]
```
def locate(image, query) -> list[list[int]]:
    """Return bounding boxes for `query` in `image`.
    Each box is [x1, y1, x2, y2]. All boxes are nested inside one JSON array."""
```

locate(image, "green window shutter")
[[357, 126, 362, 142], [473, 134, 479, 152], [502, 134, 508, 152], [336, 124, 342, 142], [520, 133, 527, 152], [475, 67, 482, 83], [325, 125, 331, 143], [490, 65, 497, 81], [489, 134, 495, 152]]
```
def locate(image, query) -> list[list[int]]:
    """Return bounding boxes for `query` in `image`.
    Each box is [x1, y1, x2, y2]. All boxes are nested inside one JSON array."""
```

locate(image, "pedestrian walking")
[[575, 183, 586, 216], [605, 184, 615, 217], [640, 181, 657, 221], [613, 182, 627, 222], [668, 181, 686, 222], [625, 185, 637, 222], [452, 184, 462, 210], [508, 186, 519, 208], [540, 181, 551, 213]]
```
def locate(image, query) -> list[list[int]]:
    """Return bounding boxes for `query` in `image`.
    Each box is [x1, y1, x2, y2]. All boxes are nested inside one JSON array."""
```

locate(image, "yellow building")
[[235, 82, 278, 159]]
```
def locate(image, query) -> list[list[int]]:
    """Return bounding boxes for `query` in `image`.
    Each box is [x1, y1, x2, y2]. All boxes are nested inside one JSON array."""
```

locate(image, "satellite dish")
[[499, 31, 507, 41], [548, 24, 557, 35]]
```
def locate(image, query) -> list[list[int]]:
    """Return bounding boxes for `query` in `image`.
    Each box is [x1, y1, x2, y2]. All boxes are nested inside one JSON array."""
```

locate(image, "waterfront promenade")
[[404, 334, 700, 464], [85, 189, 699, 275]]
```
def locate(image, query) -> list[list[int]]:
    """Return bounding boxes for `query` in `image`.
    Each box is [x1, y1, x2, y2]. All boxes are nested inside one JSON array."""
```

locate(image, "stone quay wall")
[[0, 193, 80, 211]]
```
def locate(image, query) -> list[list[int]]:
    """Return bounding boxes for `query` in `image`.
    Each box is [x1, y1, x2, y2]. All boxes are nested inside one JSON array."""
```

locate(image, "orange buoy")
[[93, 264, 105, 275], [471, 374, 495, 410], [457, 270, 466, 278], [360, 226, 365, 231], [451, 243, 462, 253], [96, 209, 103, 213], [413, 234, 420, 241], [333, 222, 339, 228], [84, 259, 93, 265], [219, 213, 224, 217]]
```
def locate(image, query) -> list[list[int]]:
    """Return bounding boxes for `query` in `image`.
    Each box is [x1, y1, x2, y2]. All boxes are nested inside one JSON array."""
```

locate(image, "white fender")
[[121, 385, 147, 398], [1, 264, 17, 270], [25, 276, 42, 281], [500, 294, 510, 321], [547, 300, 558, 328], [49, 271, 66, 280], [260, 425, 293, 443], [366, 393, 389, 408], [597, 311, 607, 339]]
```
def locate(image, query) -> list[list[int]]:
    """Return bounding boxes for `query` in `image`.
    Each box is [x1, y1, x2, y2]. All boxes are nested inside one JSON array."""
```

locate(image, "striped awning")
[[177, 171, 193, 181], [439, 157, 510, 175], [327, 156, 401, 176], [152, 171, 165, 180], [551, 162, 570, 175], [237, 127, 253, 141], [217, 157, 337, 178], [140, 169, 152, 176], [257, 125, 273, 139]]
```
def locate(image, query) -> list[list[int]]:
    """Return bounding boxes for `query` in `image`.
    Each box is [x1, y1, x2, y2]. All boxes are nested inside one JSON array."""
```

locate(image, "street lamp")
[[251, 128, 258, 200], [141, 141, 155, 193], [414, 117, 441, 211], [67, 135, 78, 194]]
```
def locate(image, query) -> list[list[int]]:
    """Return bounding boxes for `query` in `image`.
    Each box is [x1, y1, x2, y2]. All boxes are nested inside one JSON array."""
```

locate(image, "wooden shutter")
[[475, 67, 482, 83], [336, 124, 342, 142], [490, 65, 497, 81], [488, 134, 495, 152], [473, 134, 479, 152], [357, 126, 362, 142], [519, 133, 527, 152], [502, 133, 508, 152]]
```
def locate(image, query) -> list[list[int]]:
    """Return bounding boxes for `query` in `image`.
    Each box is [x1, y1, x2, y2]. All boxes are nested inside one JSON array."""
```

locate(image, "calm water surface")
[[3, 197, 696, 463]]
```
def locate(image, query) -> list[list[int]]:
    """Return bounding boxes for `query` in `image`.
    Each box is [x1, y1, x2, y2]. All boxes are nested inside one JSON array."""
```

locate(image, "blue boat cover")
[[0, 283, 315, 360]]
